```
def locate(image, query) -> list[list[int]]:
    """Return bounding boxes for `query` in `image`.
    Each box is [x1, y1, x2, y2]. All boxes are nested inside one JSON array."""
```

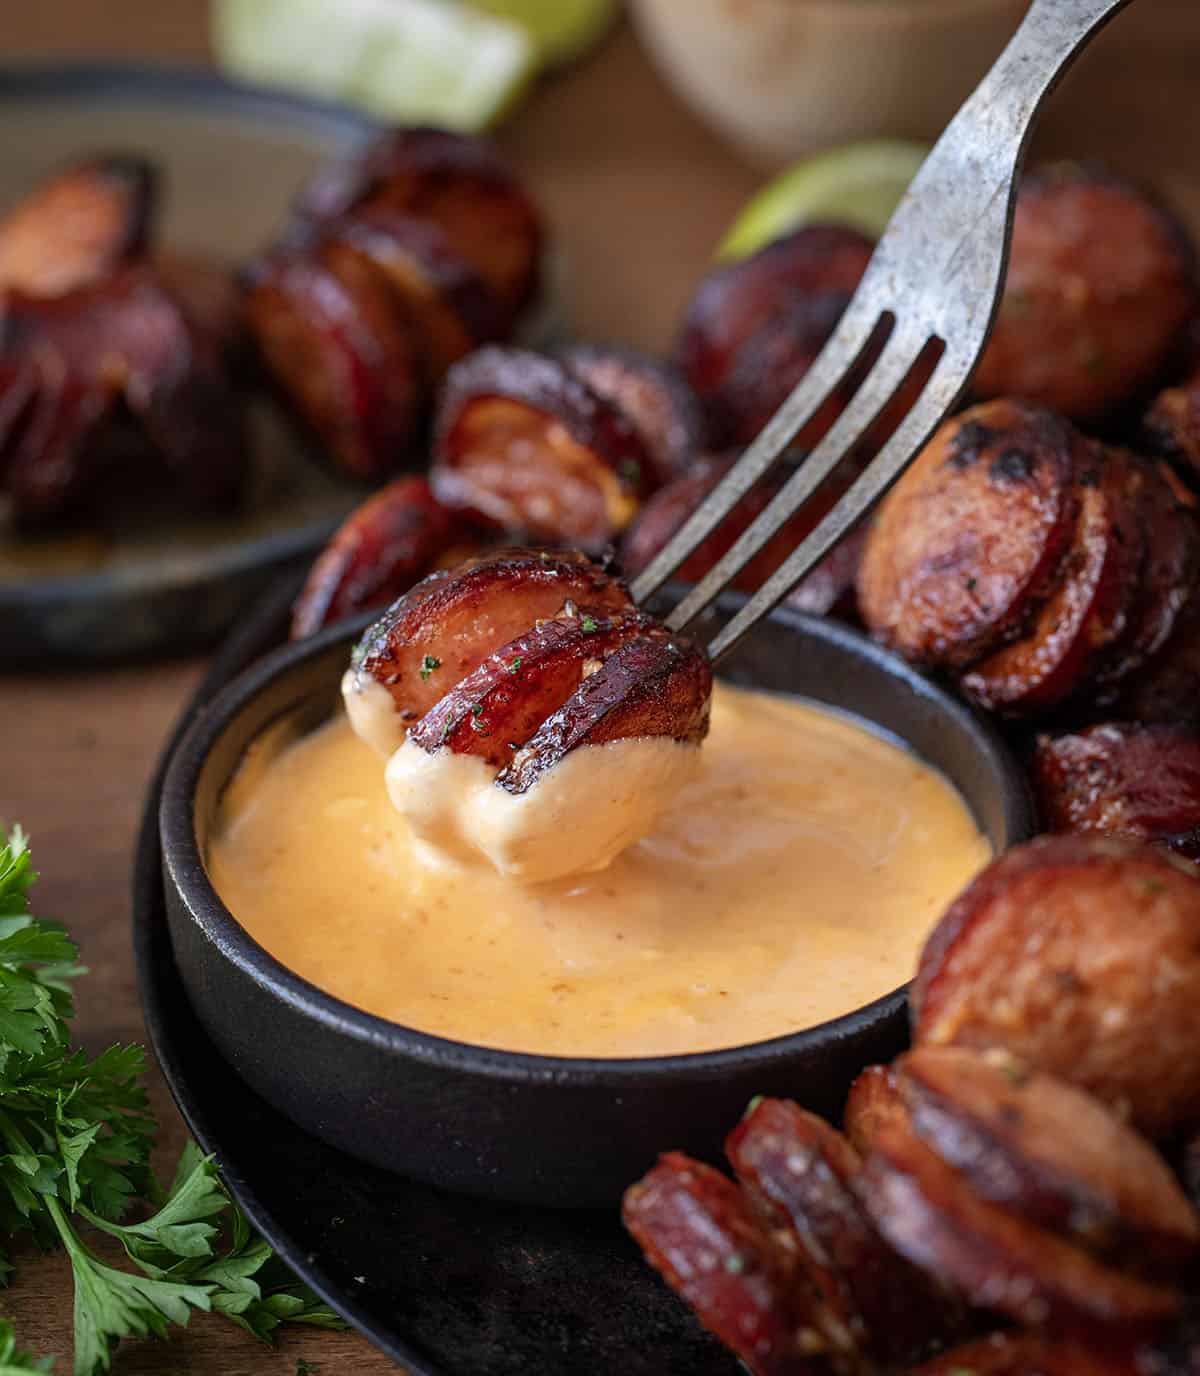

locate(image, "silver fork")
[[633, 0, 1136, 662]]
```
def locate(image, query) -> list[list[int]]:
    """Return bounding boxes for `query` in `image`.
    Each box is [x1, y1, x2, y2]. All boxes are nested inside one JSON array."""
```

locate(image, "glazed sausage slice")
[[292, 127, 542, 323], [244, 253, 423, 479], [497, 626, 712, 793], [858, 402, 1084, 670], [432, 347, 658, 549], [911, 835, 1200, 1139], [0, 154, 157, 297], [843, 1065, 904, 1160], [895, 1046, 1200, 1274], [622, 1152, 830, 1376], [621, 455, 863, 620], [910, 1330, 1143, 1376], [2, 269, 246, 523], [856, 1093, 1183, 1335], [350, 547, 634, 727], [560, 344, 704, 478], [290, 477, 475, 639], [961, 447, 1144, 714], [727, 1097, 953, 1366], [675, 225, 875, 449], [1144, 361, 1200, 491], [972, 163, 1197, 422], [1033, 723, 1200, 861], [409, 609, 655, 769], [320, 209, 509, 379]]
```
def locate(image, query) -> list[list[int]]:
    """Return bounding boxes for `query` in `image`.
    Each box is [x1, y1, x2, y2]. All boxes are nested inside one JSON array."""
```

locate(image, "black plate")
[[0, 64, 377, 666], [133, 574, 738, 1375]]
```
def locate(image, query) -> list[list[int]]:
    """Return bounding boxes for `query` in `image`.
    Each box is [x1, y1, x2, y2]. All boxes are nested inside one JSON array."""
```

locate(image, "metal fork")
[[633, 0, 1136, 662]]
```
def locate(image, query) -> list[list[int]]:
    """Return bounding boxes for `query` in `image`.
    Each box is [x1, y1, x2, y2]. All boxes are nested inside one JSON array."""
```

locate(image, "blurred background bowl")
[[629, 0, 1029, 166]]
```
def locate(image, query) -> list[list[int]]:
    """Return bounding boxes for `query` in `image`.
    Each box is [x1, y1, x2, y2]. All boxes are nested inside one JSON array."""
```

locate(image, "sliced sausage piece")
[[896, 1046, 1200, 1275], [621, 455, 864, 620], [292, 127, 542, 324], [961, 447, 1144, 715], [622, 1152, 831, 1376], [911, 835, 1200, 1139], [432, 347, 658, 550], [350, 547, 634, 727], [2, 268, 246, 523], [973, 163, 1197, 422], [497, 626, 712, 793], [1144, 361, 1200, 491], [244, 253, 423, 479], [727, 1097, 953, 1366], [1114, 596, 1200, 728], [319, 209, 509, 379], [843, 1065, 904, 1160], [856, 1093, 1183, 1335], [0, 154, 157, 297], [1033, 723, 1200, 862], [858, 401, 1084, 670], [560, 345, 704, 478], [910, 1329, 1143, 1376], [290, 477, 474, 639], [1094, 459, 1200, 697], [675, 225, 875, 450], [410, 609, 655, 769]]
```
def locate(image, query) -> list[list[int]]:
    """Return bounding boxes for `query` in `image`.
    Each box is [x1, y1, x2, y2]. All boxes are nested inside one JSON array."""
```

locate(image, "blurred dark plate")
[[133, 571, 738, 1375], [0, 64, 378, 666]]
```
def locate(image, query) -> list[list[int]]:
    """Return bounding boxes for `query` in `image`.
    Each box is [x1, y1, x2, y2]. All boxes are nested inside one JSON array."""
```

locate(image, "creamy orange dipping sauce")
[[207, 684, 991, 1058]]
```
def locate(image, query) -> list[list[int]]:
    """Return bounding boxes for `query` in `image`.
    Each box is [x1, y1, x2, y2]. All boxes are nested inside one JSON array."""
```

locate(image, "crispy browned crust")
[[896, 1047, 1200, 1275], [910, 835, 1200, 1138], [291, 127, 542, 323], [351, 547, 634, 726], [319, 208, 509, 378], [675, 225, 874, 449], [856, 1093, 1183, 1336], [290, 477, 473, 639], [973, 163, 1198, 421], [622, 1152, 828, 1376], [962, 447, 1145, 714], [561, 344, 705, 479], [496, 626, 711, 794], [431, 346, 658, 549], [1144, 361, 1200, 490], [621, 453, 863, 618], [728, 1097, 955, 1367], [409, 608, 655, 769], [1033, 723, 1200, 861], [1, 267, 245, 524], [0, 154, 158, 297], [858, 401, 1085, 671], [244, 252, 423, 479]]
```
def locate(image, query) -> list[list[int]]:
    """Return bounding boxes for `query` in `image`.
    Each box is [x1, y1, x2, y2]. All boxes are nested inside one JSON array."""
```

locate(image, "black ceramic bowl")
[[160, 595, 1033, 1208]]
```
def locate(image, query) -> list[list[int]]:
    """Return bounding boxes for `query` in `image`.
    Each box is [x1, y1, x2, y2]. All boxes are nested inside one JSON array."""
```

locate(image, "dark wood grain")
[[1, 1, 1199, 1371]]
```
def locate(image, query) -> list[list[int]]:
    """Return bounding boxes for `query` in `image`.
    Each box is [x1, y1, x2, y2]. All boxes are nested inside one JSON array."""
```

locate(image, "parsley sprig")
[[0, 828, 345, 1373]]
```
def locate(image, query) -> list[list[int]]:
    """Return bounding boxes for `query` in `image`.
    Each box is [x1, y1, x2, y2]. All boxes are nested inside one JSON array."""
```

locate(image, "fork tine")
[[704, 346, 970, 663], [662, 320, 935, 633], [628, 294, 885, 605]]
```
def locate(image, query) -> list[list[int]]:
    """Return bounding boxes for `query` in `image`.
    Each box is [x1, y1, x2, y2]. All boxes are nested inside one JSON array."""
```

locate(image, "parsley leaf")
[[0, 829, 346, 1372]]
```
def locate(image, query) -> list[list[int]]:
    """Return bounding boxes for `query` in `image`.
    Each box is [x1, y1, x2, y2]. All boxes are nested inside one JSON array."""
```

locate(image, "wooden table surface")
[[2, 2, 1199, 1370]]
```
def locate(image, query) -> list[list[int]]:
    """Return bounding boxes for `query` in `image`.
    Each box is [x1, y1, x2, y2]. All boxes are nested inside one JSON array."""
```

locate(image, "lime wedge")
[[212, 0, 537, 133], [718, 140, 931, 261], [470, 0, 618, 66]]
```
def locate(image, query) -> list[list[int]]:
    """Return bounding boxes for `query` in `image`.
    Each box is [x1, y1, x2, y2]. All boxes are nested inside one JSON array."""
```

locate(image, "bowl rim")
[[160, 598, 1033, 1087]]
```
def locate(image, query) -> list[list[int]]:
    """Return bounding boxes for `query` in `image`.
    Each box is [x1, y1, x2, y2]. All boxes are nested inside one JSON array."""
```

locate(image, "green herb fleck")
[[508, 658, 523, 674], [724, 1254, 746, 1275], [471, 703, 485, 718], [745, 1095, 765, 1118], [620, 458, 642, 486], [580, 616, 600, 634], [965, 577, 978, 593], [297, 1362, 322, 1375], [419, 655, 441, 682]]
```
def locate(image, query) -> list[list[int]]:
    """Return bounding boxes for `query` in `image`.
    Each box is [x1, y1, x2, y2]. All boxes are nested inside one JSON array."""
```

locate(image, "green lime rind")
[[470, 0, 619, 67], [718, 140, 931, 261], [212, 0, 537, 133]]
